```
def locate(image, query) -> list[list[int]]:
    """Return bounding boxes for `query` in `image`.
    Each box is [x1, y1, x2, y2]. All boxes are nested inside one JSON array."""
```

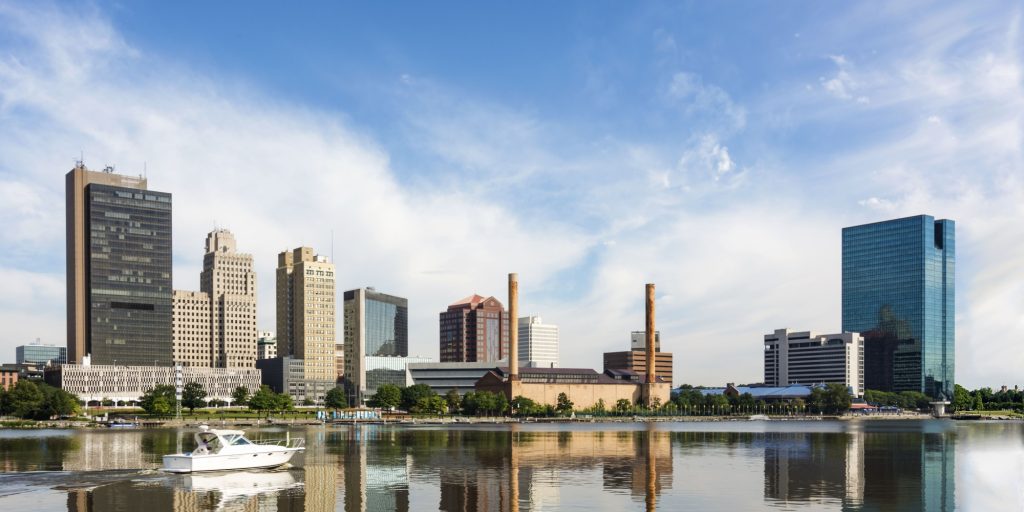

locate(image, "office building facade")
[[603, 330, 673, 385], [518, 316, 559, 368], [172, 229, 257, 368], [16, 343, 67, 366], [65, 163, 173, 366], [439, 294, 509, 363], [842, 215, 955, 398], [343, 288, 409, 404], [257, 331, 277, 359], [274, 247, 336, 402], [763, 328, 864, 396]]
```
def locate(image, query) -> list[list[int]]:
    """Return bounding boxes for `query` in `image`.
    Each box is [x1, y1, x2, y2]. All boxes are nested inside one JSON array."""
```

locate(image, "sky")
[[0, 1, 1021, 388]]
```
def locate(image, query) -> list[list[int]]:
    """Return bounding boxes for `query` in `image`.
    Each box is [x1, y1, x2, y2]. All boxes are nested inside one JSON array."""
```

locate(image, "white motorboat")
[[162, 426, 304, 473]]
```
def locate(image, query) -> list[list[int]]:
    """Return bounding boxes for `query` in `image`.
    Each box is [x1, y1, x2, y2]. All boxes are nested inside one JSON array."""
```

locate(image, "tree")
[[615, 399, 631, 414], [445, 389, 462, 413], [302, 398, 315, 406], [248, 385, 280, 415], [556, 393, 574, 415], [369, 384, 402, 410], [207, 398, 227, 408], [974, 393, 985, 411], [181, 382, 207, 413], [511, 395, 540, 416], [41, 385, 81, 418], [7, 381, 44, 419], [140, 384, 176, 416], [231, 386, 250, 406], [413, 395, 448, 415], [275, 392, 295, 411], [401, 384, 436, 411], [325, 386, 347, 409]]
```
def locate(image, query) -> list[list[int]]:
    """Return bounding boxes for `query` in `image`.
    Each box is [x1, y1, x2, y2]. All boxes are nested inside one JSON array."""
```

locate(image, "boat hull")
[[163, 448, 301, 473]]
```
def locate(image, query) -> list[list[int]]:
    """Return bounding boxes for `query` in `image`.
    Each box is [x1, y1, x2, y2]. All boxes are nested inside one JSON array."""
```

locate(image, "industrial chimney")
[[645, 283, 656, 385], [509, 273, 519, 381]]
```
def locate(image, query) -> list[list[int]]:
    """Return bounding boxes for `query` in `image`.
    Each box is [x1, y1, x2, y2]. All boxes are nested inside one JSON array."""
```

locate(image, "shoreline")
[[4, 412, 1007, 430]]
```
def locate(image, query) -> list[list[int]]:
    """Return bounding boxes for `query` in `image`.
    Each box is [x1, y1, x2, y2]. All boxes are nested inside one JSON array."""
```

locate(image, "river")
[[0, 420, 1021, 511]]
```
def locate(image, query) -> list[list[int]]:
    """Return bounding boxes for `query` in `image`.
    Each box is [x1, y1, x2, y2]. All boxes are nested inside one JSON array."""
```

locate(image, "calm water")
[[0, 420, 1021, 511]]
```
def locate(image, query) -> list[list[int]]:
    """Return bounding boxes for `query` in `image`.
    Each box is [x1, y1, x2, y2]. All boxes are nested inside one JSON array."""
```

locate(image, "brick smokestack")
[[509, 273, 519, 380], [646, 283, 656, 384]]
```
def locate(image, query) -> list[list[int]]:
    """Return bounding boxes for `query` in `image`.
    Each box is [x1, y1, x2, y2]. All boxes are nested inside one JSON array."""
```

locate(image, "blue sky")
[[0, 1, 1021, 387]]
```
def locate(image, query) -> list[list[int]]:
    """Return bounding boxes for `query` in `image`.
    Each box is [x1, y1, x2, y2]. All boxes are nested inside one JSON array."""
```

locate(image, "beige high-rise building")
[[172, 229, 257, 368], [276, 247, 336, 383]]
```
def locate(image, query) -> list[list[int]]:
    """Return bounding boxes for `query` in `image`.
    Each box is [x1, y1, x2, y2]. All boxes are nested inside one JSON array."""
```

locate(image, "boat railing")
[[256, 438, 305, 449]]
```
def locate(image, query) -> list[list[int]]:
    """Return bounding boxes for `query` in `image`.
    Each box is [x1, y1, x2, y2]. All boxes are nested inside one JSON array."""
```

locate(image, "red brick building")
[[439, 295, 510, 363]]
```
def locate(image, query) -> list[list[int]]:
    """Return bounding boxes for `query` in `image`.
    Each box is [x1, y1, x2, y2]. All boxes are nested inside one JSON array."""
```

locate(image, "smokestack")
[[509, 273, 519, 380], [645, 283, 656, 383]]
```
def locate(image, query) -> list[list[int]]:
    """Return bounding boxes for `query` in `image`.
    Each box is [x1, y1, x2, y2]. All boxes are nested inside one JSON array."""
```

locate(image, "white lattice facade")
[[48, 361, 261, 403]]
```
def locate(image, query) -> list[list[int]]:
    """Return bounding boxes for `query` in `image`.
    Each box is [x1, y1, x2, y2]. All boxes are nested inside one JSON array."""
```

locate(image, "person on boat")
[[193, 440, 210, 455]]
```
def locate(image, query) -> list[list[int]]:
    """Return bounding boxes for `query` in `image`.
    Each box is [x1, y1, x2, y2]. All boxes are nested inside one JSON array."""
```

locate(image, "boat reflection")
[[179, 469, 304, 511]]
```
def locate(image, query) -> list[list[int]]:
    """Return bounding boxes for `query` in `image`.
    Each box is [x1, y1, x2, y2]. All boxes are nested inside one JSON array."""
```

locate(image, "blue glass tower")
[[842, 215, 955, 399]]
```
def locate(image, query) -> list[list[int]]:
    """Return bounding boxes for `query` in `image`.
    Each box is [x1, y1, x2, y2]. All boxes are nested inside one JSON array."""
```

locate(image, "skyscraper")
[[439, 295, 509, 363], [343, 287, 409, 403], [842, 215, 955, 398], [276, 247, 336, 385], [65, 163, 172, 366], [518, 316, 559, 368], [172, 229, 257, 368]]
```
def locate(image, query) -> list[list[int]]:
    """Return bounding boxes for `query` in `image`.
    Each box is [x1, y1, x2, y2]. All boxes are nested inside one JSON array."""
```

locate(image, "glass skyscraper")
[[841, 215, 955, 399], [343, 288, 410, 405]]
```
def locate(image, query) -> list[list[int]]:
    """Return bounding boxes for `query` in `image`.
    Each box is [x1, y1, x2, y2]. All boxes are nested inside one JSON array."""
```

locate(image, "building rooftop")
[[449, 294, 495, 308]]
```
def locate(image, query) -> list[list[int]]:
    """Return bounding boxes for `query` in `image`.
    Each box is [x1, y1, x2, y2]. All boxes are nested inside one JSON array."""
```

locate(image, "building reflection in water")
[[758, 430, 954, 512], [51, 424, 957, 511]]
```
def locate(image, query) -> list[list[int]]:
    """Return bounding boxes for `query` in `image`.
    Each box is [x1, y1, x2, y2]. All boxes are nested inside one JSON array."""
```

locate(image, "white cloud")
[[667, 72, 747, 131]]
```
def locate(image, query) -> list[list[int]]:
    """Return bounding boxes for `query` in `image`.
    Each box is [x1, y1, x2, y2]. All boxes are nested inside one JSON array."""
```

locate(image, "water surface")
[[0, 420, 1021, 511]]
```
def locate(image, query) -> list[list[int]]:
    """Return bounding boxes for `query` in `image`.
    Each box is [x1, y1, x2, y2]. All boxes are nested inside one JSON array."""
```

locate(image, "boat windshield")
[[222, 434, 252, 446]]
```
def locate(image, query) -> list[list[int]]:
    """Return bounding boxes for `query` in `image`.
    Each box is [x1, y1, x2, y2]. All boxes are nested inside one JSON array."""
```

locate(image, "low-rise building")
[[409, 361, 506, 396], [357, 355, 433, 405], [255, 356, 335, 405], [45, 357, 261, 405], [0, 366, 18, 390], [16, 342, 67, 366], [603, 350, 674, 386], [764, 328, 864, 396]]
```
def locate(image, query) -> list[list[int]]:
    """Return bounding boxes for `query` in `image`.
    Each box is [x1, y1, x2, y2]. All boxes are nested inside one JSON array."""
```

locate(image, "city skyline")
[[1, 2, 1022, 387]]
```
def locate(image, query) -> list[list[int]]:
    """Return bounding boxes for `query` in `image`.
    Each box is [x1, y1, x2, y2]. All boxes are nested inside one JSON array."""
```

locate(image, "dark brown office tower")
[[439, 295, 510, 363], [65, 163, 173, 366]]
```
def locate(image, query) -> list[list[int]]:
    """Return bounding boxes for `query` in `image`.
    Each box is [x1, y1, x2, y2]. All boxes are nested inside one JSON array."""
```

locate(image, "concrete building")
[[257, 331, 277, 360], [764, 328, 864, 396], [409, 361, 507, 396], [46, 356, 261, 404], [335, 344, 344, 382], [343, 288, 408, 405], [172, 230, 257, 368], [476, 276, 670, 409], [16, 342, 67, 366], [275, 247, 336, 403], [519, 316, 558, 368], [630, 331, 661, 351], [65, 162, 173, 366], [439, 294, 509, 363], [842, 215, 955, 398]]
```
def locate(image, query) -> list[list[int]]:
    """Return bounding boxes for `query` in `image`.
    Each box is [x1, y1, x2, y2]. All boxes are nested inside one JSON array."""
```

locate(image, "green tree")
[[615, 398, 631, 414], [248, 385, 280, 415], [401, 384, 435, 411], [325, 386, 347, 409], [140, 384, 176, 416], [369, 384, 403, 410], [181, 382, 207, 413], [414, 395, 448, 415], [556, 393, 574, 415], [594, 398, 607, 414], [41, 384, 81, 418], [511, 395, 539, 416], [275, 392, 295, 411], [825, 383, 852, 413], [445, 389, 462, 413], [494, 392, 509, 416], [6, 381, 45, 419], [973, 393, 985, 411], [231, 386, 250, 406]]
